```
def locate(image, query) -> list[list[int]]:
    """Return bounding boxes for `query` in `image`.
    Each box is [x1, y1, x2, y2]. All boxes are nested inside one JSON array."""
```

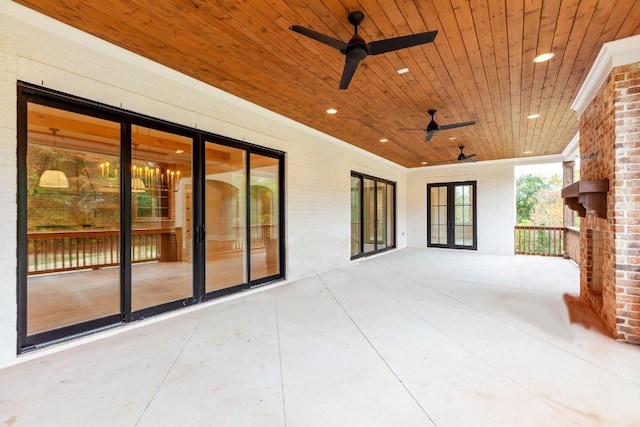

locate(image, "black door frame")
[[427, 181, 477, 250], [16, 82, 285, 352], [351, 172, 396, 259]]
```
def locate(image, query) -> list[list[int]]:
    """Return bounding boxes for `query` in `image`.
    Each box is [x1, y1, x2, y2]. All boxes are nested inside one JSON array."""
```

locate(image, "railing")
[[27, 229, 167, 275], [231, 224, 277, 249], [565, 226, 580, 264], [514, 226, 564, 256]]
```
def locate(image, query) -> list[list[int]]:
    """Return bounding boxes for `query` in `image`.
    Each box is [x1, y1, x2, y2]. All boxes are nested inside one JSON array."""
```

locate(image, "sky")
[[515, 162, 564, 177]]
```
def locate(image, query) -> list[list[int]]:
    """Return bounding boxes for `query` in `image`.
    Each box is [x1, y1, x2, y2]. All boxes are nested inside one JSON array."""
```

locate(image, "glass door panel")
[[26, 104, 121, 335], [429, 185, 448, 246], [453, 184, 474, 248], [249, 154, 280, 280], [205, 142, 247, 292], [386, 183, 395, 246], [130, 125, 193, 311], [350, 176, 361, 257], [363, 178, 376, 253], [376, 184, 387, 247]]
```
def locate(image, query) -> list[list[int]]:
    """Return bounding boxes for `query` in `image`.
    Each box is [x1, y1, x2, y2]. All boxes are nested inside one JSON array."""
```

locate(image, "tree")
[[516, 174, 546, 224]]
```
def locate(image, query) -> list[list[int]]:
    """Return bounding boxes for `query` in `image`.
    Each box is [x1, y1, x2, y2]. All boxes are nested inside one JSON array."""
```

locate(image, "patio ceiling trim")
[[571, 34, 640, 116]]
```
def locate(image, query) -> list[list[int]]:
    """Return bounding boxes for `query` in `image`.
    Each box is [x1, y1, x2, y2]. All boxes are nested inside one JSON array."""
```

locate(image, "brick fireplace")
[[569, 42, 640, 343]]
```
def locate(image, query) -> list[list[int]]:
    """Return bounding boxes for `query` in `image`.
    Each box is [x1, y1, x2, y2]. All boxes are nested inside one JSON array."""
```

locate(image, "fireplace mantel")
[[561, 179, 609, 219]]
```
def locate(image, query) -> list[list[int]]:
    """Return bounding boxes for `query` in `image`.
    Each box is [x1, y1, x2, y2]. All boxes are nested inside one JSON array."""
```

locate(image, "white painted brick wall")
[[0, 3, 408, 367]]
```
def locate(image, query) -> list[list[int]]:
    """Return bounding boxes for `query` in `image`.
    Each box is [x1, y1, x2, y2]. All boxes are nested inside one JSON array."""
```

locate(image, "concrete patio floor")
[[1, 248, 639, 426]]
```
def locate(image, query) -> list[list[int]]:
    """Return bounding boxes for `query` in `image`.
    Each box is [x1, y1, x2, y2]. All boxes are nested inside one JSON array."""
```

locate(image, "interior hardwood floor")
[[26, 249, 275, 335]]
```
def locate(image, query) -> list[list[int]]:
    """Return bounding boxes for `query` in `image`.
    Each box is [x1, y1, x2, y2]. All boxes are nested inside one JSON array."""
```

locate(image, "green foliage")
[[516, 172, 564, 226], [516, 174, 546, 224]]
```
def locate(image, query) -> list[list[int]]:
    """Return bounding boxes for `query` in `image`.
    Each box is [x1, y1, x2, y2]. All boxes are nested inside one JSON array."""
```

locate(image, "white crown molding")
[[562, 132, 580, 160], [571, 34, 640, 116]]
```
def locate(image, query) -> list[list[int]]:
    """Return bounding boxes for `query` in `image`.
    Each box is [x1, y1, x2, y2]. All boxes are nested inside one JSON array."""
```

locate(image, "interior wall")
[[0, 4, 407, 368], [406, 162, 516, 254]]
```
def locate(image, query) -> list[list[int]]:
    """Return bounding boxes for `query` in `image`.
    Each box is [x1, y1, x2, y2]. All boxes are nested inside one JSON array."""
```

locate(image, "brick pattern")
[[580, 63, 640, 343]]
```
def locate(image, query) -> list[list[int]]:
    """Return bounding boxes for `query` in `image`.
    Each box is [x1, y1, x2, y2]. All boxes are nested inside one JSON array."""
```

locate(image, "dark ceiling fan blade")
[[425, 129, 438, 141], [367, 30, 438, 55], [339, 57, 360, 89], [457, 146, 477, 161], [289, 26, 347, 51], [439, 120, 476, 131]]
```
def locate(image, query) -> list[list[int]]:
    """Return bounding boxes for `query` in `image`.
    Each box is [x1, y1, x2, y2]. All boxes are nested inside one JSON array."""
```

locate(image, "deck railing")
[[27, 229, 165, 275], [28, 224, 278, 275], [514, 226, 564, 256], [564, 226, 580, 264]]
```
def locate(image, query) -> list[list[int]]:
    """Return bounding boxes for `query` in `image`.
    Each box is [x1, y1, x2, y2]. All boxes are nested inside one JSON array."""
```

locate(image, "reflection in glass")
[[26, 104, 121, 334], [249, 154, 280, 280], [351, 176, 361, 256], [376, 183, 387, 248], [205, 143, 247, 292], [363, 178, 375, 252], [131, 125, 193, 311], [386, 183, 394, 247], [430, 186, 448, 245]]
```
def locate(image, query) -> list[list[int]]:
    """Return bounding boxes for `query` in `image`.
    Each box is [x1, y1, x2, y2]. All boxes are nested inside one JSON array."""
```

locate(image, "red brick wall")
[[580, 62, 640, 343]]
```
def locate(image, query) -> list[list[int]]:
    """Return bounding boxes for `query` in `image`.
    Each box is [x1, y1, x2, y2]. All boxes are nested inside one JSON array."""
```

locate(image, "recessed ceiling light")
[[533, 52, 555, 63], [448, 136, 456, 140], [524, 151, 532, 154], [421, 161, 428, 165], [326, 108, 337, 114], [379, 138, 389, 143], [175, 149, 184, 154], [527, 113, 540, 119], [397, 67, 410, 75]]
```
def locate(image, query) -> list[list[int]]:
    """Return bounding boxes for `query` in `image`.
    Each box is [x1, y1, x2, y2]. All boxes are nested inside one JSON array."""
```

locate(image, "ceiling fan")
[[290, 11, 438, 89], [402, 110, 476, 141], [457, 145, 477, 162]]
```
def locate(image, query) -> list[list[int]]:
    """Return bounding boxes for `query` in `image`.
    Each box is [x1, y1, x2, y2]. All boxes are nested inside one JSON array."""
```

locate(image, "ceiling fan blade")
[[439, 120, 476, 131], [458, 153, 477, 162], [339, 57, 360, 89], [367, 30, 438, 55], [425, 129, 438, 141], [289, 26, 347, 51]]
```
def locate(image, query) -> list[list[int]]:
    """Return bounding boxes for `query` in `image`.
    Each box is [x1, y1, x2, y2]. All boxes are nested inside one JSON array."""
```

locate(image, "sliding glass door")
[[23, 103, 122, 338], [204, 142, 247, 293], [351, 172, 395, 258], [17, 83, 285, 351], [427, 181, 477, 250], [130, 125, 193, 314]]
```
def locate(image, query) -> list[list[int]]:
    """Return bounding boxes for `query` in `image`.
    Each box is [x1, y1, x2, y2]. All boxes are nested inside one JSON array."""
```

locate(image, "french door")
[[351, 172, 395, 258], [427, 181, 477, 250]]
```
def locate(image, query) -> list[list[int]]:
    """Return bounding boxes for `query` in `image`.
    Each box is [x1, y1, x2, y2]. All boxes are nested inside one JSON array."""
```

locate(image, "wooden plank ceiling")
[[14, 0, 640, 168]]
